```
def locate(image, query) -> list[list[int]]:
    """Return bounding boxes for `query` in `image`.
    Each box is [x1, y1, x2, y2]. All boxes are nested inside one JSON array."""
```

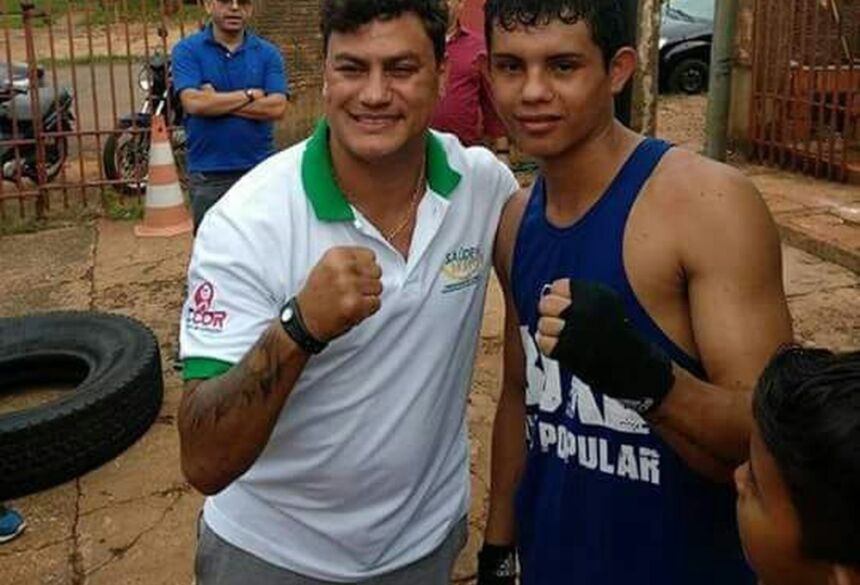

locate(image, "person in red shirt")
[[432, 0, 509, 157]]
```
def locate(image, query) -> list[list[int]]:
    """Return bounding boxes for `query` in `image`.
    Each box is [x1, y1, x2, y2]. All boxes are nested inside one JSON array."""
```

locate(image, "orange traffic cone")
[[134, 114, 193, 238]]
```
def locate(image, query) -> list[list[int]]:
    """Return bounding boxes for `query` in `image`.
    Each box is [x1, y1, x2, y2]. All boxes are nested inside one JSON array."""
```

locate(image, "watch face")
[[280, 306, 294, 323]]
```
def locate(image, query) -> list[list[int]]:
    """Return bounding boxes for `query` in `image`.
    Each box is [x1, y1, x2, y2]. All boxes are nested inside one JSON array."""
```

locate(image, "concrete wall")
[[253, 0, 324, 147]]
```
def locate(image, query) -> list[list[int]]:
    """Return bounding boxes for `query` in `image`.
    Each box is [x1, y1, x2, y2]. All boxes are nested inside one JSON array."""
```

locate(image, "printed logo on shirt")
[[186, 281, 228, 332], [521, 327, 662, 486], [441, 245, 483, 293]]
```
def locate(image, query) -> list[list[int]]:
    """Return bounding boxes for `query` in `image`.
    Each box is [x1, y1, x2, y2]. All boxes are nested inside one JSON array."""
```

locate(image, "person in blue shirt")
[[475, 0, 794, 583], [172, 0, 289, 232]]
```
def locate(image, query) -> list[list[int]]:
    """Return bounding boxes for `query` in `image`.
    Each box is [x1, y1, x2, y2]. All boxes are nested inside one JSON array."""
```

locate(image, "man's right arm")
[[479, 191, 530, 583], [484, 283, 527, 545], [179, 246, 383, 495], [179, 321, 308, 495]]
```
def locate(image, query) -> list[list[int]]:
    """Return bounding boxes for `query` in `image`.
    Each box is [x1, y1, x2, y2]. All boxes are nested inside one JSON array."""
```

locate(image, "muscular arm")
[[484, 191, 530, 546], [233, 93, 288, 121], [647, 165, 793, 478], [484, 285, 527, 544], [178, 321, 308, 495]]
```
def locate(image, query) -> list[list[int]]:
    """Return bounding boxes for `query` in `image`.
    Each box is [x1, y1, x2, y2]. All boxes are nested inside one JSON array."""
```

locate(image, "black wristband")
[[477, 543, 517, 584], [280, 297, 327, 355], [549, 280, 675, 414]]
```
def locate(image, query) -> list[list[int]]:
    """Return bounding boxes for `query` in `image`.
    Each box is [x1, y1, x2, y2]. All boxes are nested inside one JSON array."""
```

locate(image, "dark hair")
[[321, 0, 449, 64], [484, 0, 630, 69], [754, 346, 860, 566]]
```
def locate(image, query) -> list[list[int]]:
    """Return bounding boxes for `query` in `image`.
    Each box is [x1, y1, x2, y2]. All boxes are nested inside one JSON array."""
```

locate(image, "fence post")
[[21, 0, 49, 218], [705, 0, 739, 161]]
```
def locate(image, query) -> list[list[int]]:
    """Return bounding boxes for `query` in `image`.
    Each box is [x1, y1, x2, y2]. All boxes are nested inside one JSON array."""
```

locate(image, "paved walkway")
[[746, 163, 860, 274]]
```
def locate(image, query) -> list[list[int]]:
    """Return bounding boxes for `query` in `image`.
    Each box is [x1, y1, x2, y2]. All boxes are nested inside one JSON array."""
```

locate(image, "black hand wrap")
[[477, 544, 517, 585], [549, 280, 675, 414]]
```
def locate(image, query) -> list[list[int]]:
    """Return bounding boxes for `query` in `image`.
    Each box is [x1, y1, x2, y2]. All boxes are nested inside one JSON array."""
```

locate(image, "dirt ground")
[[0, 97, 858, 584]]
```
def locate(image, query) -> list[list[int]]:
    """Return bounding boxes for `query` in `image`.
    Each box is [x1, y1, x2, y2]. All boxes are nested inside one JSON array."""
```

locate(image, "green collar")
[[300, 119, 462, 222]]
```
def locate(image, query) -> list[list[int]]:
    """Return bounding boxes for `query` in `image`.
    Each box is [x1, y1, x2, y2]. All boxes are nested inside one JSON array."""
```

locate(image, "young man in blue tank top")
[[475, 1, 795, 584]]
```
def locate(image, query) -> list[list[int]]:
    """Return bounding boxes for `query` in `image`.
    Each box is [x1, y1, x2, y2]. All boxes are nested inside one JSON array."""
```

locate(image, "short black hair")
[[483, 0, 630, 70], [754, 346, 860, 567], [321, 0, 449, 64]]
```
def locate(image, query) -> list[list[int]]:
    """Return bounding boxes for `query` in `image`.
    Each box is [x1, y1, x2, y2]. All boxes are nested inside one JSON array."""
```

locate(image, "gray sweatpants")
[[195, 516, 468, 585], [188, 171, 247, 234]]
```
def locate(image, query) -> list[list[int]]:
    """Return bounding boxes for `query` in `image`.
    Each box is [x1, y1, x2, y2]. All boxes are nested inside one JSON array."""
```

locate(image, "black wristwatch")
[[279, 297, 327, 355]]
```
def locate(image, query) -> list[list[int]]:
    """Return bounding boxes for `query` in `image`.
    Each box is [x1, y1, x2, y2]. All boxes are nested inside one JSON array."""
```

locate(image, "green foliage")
[[101, 188, 144, 221]]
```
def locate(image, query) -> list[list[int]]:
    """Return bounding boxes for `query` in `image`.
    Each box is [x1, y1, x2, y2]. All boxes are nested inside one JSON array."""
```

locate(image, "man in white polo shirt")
[[177, 1, 518, 583]]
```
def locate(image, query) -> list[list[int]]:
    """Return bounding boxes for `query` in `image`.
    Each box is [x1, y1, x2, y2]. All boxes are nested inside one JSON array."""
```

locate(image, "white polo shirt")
[[180, 121, 517, 581]]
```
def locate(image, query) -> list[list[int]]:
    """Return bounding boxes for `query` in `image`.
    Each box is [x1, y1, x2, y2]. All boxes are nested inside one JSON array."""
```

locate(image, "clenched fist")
[[537, 279, 675, 415], [296, 247, 383, 342]]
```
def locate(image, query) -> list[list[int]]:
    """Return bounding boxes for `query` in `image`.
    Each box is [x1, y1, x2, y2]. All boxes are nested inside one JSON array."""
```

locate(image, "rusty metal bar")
[[782, 0, 798, 169], [749, 0, 764, 163], [65, 4, 88, 206], [105, 5, 119, 161], [765, 0, 779, 166], [45, 3, 70, 209], [21, 1, 48, 218], [829, 0, 844, 181], [3, 0, 28, 216], [813, 0, 824, 177], [83, 0, 105, 200], [774, 0, 789, 168], [797, 0, 811, 173]]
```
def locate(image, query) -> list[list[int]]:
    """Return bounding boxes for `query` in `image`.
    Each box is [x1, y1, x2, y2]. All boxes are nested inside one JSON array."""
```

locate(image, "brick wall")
[[253, 0, 324, 146]]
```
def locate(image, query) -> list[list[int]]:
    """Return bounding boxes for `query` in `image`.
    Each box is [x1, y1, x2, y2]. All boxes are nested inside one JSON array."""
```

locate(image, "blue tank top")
[[510, 139, 754, 585]]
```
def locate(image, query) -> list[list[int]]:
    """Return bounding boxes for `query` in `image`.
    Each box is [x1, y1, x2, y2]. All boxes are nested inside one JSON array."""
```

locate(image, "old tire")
[[0, 312, 164, 500]]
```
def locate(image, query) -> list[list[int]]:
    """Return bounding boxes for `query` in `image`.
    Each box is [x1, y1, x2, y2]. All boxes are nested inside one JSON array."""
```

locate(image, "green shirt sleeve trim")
[[182, 358, 235, 381]]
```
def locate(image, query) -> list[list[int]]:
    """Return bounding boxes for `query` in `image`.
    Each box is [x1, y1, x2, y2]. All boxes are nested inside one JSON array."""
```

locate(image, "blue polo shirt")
[[172, 26, 289, 173]]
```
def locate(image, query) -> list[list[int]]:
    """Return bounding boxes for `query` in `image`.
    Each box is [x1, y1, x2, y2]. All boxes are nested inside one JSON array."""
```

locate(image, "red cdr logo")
[[187, 281, 227, 331]]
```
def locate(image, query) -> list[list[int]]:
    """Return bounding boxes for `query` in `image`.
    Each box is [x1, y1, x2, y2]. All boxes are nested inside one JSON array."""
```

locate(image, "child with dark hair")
[[736, 347, 860, 585]]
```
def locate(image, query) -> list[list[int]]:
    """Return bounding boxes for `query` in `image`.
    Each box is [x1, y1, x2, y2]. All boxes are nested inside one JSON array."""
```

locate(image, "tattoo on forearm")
[[186, 325, 302, 431]]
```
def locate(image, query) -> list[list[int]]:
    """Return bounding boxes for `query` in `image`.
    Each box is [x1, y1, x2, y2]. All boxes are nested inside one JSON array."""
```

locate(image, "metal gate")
[[750, 0, 859, 182], [0, 0, 206, 222]]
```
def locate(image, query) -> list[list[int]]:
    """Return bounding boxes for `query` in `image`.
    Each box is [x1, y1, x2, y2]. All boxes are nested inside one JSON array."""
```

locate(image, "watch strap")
[[281, 297, 327, 355]]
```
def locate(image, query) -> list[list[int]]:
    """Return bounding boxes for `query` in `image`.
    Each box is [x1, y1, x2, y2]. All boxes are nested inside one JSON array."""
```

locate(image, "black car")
[[659, 0, 714, 94]]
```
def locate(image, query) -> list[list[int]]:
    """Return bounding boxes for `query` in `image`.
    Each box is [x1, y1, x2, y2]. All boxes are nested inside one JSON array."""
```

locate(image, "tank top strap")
[[607, 138, 673, 215]]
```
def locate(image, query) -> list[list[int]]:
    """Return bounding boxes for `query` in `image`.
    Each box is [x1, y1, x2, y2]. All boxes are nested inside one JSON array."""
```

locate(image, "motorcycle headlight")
[[138, 68, 152, 92]]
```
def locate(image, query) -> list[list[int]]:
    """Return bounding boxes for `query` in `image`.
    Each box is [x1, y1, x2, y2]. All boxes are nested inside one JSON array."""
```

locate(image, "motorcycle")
[[103, 50, 186, 194], [0, 62, 74, 183]]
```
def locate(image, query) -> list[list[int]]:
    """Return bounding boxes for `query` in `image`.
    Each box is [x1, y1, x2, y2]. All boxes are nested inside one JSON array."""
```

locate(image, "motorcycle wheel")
[[41, 135, 68, 182], [103, 129, 149, 195], [103, 126, 187, 195], [10, 136, 68, 184]]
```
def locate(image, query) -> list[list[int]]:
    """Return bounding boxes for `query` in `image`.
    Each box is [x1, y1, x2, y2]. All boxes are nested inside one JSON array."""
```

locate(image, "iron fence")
[[750, 0, 859, 182]]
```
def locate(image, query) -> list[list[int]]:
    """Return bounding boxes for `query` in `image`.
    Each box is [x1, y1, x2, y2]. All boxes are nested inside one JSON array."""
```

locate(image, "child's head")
[[736, 347, 860, 585]]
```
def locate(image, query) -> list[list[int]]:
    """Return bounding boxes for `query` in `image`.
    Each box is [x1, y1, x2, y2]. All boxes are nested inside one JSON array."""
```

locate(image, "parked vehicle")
[[0, 62, 74, 182], [659, 0, 715, 94], [103, 50, 186, 194]]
